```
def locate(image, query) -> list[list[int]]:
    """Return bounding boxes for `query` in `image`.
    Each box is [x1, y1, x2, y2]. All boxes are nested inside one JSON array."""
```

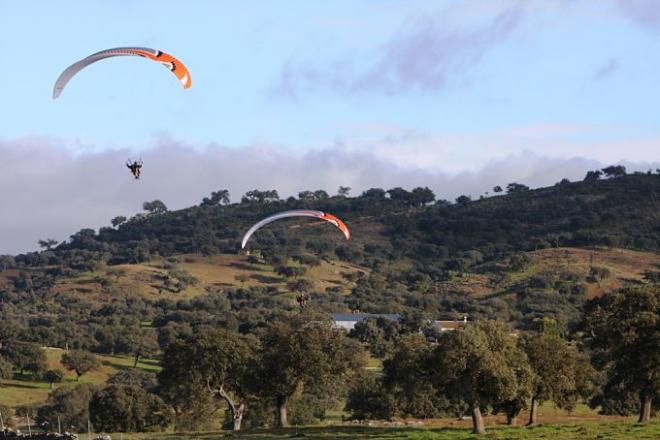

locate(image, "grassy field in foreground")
[[0, 348, 159, 408], [85, 420, 660, 440]]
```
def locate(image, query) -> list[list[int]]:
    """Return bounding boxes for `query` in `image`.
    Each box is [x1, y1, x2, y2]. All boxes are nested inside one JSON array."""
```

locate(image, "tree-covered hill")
[[0, 170, 659, 350], [15, 170, 660, 265]]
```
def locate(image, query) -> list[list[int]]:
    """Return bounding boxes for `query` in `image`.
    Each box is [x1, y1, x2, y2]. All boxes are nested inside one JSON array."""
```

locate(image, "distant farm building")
[[332, 313, 468, 332], [433, 317, 468, 332], [331, 313, 400, 331]]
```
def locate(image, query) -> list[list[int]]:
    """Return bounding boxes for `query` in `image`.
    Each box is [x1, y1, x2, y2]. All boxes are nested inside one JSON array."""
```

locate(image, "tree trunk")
[[277, 395, 289, 428], [215, 385, 245, 432], [49, 382, 54, 389], [638, 392, 653, 423], [506, 413, 518, 426], [471, 405, 486, 435], [233, 403, 245, 431], [133, 353, 140, 368], [527, 396, 539, 426]]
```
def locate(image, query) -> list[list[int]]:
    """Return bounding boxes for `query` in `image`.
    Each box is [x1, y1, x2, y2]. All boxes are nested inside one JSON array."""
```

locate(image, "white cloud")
[[334, 123, 660, 172], [1, 134, 657, 255]]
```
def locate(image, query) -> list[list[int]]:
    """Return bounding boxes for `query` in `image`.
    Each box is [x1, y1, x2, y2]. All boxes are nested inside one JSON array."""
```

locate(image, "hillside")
[[15, 172, 658, 265], [47, 254, 366, 301], [0, 171, 659, 353], [434, 247, 659, 299], [3, 246, 655, 306]]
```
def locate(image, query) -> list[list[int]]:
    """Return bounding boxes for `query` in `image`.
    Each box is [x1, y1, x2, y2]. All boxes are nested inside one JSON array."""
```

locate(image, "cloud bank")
[[2, 136, 657, 255]]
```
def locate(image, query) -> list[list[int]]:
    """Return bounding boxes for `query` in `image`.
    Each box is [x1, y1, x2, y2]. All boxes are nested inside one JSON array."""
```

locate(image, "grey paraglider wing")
[[240, 210, 325, 249]]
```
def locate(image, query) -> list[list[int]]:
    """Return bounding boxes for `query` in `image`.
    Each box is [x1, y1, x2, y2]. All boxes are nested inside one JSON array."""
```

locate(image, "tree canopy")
[[583, 285, 660, 423]]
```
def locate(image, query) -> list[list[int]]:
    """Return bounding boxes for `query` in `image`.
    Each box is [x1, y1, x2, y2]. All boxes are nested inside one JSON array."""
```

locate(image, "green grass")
[[0, 348, 159, 408], [77, 420, 660, 440]]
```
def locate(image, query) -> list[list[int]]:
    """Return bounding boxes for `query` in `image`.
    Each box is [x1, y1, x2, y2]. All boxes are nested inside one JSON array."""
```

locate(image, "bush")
[[288, 393, 336, 425], [588, 266, 611, 283], [643, 271, 660, 283], [106, 369, 158, 391], [345, 372, 396, 420], [335, 245, 363, 264], [0, 356, 12, 383], [509, 253, 536, 271], [37, 384, 99, 432], [90, 385, 172, 432], [292, 254, 321, 267], [42, 369, 64, 388]]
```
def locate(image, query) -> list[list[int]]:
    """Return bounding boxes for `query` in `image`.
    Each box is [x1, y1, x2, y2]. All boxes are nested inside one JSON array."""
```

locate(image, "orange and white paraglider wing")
[[321, 213, 351, 240], [53, 47, 191, 99], [240, 210, 351, 249]]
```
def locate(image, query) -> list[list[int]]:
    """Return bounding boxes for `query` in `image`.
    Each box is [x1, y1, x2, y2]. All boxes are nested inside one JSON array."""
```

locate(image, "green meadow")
[[0, 348, 158, 408]]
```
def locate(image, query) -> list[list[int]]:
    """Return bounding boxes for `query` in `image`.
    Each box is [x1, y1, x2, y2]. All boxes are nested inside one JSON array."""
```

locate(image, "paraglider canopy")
[[241, 210, 351, 249], [53, 47, 191, 99]]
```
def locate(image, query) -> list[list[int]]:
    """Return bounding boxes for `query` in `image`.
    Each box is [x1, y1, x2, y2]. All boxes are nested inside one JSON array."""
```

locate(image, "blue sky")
[[2, 0, 424, 147], [2, 0, 659, 155], [1, 0, 659, 253]]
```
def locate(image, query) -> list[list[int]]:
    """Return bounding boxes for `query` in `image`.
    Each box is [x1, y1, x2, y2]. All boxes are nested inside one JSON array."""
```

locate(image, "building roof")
[[331, 313, 400, 322], [433, 320, 462, 330]]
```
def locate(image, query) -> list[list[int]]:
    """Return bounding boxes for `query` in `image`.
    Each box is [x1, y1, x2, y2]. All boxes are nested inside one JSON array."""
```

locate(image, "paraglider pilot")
[[126, 159, 143, 179]]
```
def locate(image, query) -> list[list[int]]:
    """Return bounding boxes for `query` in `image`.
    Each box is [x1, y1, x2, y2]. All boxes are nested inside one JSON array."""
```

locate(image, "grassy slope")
[[528, 247, 659, 298], [43, 254, 366, 303], [0, 348, 158, 408], [39, 247, 660, 305], [441, 247, 659, 300]]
